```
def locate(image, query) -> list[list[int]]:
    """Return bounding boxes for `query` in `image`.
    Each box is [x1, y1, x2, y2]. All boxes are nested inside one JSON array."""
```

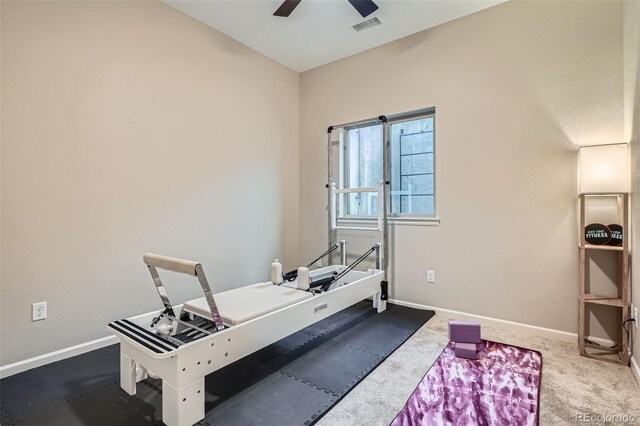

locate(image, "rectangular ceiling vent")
[[351, 16, 382, 33]]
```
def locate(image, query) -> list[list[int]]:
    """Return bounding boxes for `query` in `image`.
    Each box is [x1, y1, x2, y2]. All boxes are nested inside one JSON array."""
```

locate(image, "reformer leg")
[[162, 378, 205, 426], [373, 280, 388, 313], [120, 353, 137, 395], [120, 353, 148, 396], [377, 297, 387, 313], [374, 292, 387, 313]]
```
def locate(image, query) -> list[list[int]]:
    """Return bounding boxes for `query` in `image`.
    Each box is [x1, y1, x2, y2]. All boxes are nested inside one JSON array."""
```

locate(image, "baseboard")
[[0, 335, 118, 379], [389, 299, 632, 353], [389, 299, 580, 344], [632, 356, 640, 387]]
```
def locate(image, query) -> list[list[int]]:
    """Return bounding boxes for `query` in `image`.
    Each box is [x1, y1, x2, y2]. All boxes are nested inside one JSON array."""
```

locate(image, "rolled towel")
[[156, 323, 173, 336], [297, 267, 310, 291], [271, 260, 283, 285]]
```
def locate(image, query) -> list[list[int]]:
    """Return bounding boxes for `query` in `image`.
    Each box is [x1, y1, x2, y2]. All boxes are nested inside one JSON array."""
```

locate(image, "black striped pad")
[[108, 319, 179, 354]]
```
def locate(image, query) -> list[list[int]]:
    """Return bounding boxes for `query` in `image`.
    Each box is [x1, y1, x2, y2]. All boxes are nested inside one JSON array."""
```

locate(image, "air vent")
[[351, 16, 382, 33]]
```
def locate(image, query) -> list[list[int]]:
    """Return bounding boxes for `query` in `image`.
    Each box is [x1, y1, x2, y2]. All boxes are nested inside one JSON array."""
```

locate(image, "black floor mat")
[[1, 302, 434, 426]]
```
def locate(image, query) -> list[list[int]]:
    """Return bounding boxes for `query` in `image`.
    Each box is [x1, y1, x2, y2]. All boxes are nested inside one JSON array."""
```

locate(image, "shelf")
[[578, 192, 628, 197], [584, 342, 617, 352], [582, 351, 628, 365], [579, 244, 624, 251], [578, 191, 629, 366], [581, 294, 626, 307]]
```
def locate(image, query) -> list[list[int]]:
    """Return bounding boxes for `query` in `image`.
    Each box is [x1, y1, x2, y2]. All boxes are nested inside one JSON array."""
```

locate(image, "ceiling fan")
[[273, 0, 379, 18]]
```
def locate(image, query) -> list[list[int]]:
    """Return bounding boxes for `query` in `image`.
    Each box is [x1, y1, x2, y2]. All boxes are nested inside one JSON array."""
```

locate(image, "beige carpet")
[[317, 314, 640, 426]]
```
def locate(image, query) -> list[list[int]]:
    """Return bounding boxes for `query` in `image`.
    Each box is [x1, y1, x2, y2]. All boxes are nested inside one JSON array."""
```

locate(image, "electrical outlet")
[[634, 305, 638, 329], [427, 270, 436, 283], [316, 260, 322, 268], [32, 302, 47, 321]]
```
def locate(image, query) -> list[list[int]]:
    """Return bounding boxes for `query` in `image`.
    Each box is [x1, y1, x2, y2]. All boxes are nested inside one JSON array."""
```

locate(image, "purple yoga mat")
[[391, 340, 542, 426]]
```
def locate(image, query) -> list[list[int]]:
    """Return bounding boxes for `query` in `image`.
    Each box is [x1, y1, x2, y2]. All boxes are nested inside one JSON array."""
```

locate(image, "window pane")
[[390, 116, 435, 215], [400, 153, 433, 175], [400, 174, 434, 195], [335, 192, 379, 218], [345, 125, 383, 216], [400, 132, 433, 155], [401, 195, 434, 214]]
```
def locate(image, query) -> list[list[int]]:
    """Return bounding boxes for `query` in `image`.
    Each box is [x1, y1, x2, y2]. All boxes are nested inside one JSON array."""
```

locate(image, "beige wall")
[[299, 0, 623, 335], [0, 1, 299, 365], [0, 0, 631, 367], [625, 0, 640, 369]]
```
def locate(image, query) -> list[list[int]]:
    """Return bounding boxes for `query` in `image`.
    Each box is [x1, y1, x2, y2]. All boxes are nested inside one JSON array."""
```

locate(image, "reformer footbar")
[[109, 255, 226, 353], [144, 253, 225, 333]]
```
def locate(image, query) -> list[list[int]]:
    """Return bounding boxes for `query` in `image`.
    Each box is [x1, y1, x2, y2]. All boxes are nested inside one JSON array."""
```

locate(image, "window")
[[389, 114, 435, 216], [342, 110, 436, 218]]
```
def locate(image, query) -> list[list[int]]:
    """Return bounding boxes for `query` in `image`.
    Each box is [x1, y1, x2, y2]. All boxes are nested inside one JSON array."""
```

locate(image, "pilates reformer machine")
[[108, 116, 391, 426]]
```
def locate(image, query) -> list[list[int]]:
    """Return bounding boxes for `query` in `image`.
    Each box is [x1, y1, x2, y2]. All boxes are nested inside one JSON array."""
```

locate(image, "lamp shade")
[[578, 144, 629, 194]]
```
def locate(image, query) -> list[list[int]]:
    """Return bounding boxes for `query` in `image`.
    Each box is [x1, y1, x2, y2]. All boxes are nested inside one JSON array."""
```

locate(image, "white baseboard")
[[389, 298, 579, 343], [632, 356, 640, 387], [0, 335, 118, 379], [390, 299, 627, 353]]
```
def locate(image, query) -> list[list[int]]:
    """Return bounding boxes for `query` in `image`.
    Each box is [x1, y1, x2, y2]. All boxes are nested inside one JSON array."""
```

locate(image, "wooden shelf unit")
[[578, 193, 630, 365], [581, 244, 624, 252]]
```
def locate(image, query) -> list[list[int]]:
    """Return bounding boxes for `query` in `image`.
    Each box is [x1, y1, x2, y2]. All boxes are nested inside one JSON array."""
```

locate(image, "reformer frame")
[[109, 253, 386, 426], [108, 117, 391, 426]]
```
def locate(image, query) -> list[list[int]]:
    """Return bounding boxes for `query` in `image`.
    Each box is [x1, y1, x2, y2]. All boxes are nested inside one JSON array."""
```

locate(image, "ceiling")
[[165, 0, 507, 72]]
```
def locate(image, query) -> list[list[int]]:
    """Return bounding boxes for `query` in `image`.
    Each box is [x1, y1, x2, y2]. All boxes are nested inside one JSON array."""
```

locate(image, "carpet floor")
[[317, 314, 640, 426]]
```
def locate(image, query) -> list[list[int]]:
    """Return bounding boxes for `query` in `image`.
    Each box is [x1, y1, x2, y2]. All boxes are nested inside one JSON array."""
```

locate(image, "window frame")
[[337, 107, 441, 227]]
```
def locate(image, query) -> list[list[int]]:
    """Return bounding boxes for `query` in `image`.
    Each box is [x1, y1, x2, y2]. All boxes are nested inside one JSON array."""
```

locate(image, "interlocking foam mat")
[[1, 302, 434, 426]]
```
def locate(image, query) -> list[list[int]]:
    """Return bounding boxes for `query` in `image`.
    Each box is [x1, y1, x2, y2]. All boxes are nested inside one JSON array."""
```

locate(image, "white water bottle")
[[271, 259, 283, 285]]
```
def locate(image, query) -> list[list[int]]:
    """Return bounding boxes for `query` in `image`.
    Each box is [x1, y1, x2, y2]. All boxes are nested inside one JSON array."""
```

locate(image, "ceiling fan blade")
[[348, 0, 379, 18], [274, 0, 302, 17]]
